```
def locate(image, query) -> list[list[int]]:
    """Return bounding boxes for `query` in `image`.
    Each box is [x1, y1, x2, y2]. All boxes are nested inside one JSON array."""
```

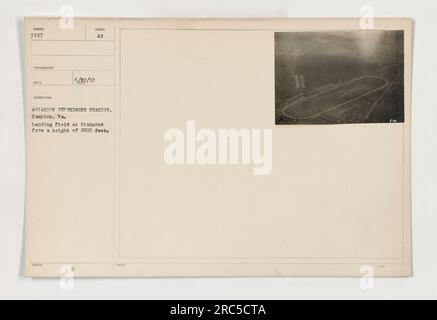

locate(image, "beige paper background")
[[24, 18, 412, 277]]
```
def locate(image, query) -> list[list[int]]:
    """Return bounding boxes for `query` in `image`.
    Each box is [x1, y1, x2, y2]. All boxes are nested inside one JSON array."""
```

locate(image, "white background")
[[1, 0, 436, 300]]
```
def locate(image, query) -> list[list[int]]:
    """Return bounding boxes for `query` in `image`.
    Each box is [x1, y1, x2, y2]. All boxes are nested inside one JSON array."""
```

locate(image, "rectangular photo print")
[[275, 31, 405, 125]]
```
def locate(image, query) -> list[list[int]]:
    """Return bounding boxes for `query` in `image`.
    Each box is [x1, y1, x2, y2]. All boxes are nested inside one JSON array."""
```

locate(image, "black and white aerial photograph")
[[275, 31, 405, 125]]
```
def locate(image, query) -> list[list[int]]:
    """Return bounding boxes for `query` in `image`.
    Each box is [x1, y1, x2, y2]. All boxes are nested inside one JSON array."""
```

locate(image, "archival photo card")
[[275, 31, 405, 125], [24, 18, 412, 277]]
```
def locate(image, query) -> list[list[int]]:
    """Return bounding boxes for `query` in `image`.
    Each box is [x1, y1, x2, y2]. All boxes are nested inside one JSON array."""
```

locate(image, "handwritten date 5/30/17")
[[74, 76, 96, 85]]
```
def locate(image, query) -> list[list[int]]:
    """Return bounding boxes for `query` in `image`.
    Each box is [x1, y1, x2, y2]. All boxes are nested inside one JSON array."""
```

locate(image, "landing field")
[[275, 31, 405, 124]]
